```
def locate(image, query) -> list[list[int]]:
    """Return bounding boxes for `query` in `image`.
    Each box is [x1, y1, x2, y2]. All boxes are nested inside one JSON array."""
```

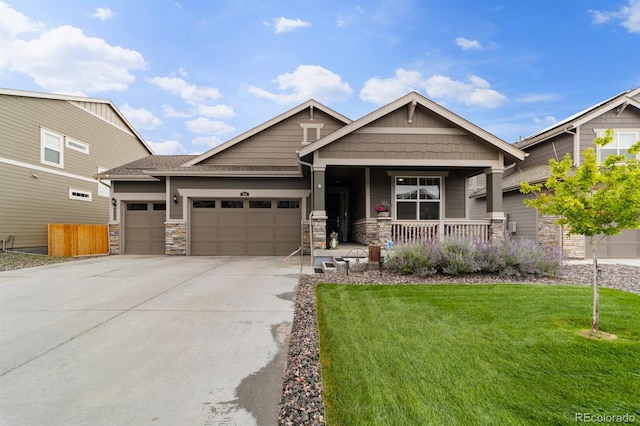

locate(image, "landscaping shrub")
[[439, 237, 479, 275], [385, 242, 442, 276], [387, 237, 563, 278]]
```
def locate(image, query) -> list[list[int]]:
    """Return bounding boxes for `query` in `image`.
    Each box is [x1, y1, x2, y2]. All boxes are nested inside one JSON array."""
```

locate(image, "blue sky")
[[2, 1, 640, 155]]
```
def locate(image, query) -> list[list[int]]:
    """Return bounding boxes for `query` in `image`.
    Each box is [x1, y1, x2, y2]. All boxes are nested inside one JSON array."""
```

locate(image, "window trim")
[[69, 188, 92, 202], [595, 128, 640, 164], [300, 123, 324, 145], [66, 137, 90, 154], [41, 128, 64, 168], [393, 175, 443, 220]]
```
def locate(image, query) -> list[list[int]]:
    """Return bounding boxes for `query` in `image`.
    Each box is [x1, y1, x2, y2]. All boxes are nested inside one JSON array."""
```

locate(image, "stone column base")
[[108, 223, 120, 254], [165, 222, 187, 255]]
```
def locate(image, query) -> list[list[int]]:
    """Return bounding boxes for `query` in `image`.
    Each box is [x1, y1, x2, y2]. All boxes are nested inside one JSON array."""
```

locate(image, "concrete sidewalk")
[[0, 255, 302, 426]]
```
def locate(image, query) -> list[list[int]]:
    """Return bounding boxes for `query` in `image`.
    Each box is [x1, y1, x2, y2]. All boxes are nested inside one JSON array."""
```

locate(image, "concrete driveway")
[[0, 255, 302, 426]]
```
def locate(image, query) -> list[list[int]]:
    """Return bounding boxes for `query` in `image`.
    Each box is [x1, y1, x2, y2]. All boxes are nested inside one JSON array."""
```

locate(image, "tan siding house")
[[0, 88, 152, 250], [103, 92, 525, 259], [471, 87, 640, 258]]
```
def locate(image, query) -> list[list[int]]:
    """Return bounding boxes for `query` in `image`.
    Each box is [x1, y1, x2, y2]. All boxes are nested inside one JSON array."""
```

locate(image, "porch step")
[[321, 261, 336, 273]]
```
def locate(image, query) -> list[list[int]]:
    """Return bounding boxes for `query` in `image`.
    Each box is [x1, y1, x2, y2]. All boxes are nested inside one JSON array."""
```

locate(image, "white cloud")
[[426, 75, 507, 108], [162, 104, 191, 118], [590, 0, 640, 33], [119, 103, 162, 130], [517, 93, 562, 103], [360, 69, 425, 104], [0, 2, 43, 67], [336, 6, 364, 28], [93, 7, 114, 21], [533, 116, 557, 125], [267, 17, 311, 34], [196, 103, 235, 119], [148, 76, 222, 104], [360, 68, 507, 108], [248, 65, 353, 104], [9, 25, 145, 95], [456, 37, 481, 50], [0, 3, 145, 95], [192, 135, 225, 148], [147, 139, 187, 155], [186, 117, 235, 135]]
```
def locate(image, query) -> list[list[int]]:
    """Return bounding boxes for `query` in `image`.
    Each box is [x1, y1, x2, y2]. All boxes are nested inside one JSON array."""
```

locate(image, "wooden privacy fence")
[[48, 224, 109, 257]]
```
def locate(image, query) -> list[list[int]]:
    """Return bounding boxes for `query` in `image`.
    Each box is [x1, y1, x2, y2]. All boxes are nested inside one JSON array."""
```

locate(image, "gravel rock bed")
[[277, 263, 640, 425]]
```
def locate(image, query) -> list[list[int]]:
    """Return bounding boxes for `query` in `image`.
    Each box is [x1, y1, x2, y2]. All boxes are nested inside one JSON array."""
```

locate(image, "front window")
[[598, 130, 639, 163], [41, 129, 64, 167], [395, 176, 441, 220]]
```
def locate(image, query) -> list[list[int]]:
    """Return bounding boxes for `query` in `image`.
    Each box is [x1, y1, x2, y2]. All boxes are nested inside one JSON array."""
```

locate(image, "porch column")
[[486, 168, 504, 218], [486, 168, 506, 242], [313, 168, 325, 212], [311, 167, 327, 249]]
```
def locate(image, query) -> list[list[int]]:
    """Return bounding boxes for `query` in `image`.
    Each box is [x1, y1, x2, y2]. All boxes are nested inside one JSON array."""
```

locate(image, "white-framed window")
[[597, 129, 639, 163], [66, 138, 89, 154], [69, 189, 92, 201], [395, 176, 441, 220], [300, 123, 324, 144], [97, 167, 110, 197], [41, 128, 64, 168]]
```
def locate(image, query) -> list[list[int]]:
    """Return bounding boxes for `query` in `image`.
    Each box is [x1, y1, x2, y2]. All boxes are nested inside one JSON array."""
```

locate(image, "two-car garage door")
[[190, 199, 301, 255]]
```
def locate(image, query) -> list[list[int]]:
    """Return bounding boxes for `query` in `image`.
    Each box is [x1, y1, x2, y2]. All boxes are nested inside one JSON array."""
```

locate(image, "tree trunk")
[[591, 236, 599, 334]]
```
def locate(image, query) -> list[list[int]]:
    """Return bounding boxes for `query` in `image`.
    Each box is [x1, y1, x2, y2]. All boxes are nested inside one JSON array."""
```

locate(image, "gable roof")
[[298, 91, 526, 161], [516, 87, 640, 150], [0, 87, 153, 155], [184, 99, 352, 166]]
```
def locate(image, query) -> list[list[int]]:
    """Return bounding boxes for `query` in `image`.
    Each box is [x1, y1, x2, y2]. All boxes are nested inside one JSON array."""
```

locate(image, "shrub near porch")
[[316, 284, 640, 425]]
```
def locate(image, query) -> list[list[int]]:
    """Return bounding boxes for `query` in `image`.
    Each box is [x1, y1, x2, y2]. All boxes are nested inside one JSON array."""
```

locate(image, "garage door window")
[[222, 200, 243, 208], [153, 203, 166, 210], [278, 200, 300, 208], [127, 203, 148, 211], [193, 200, 215, 208], [250, 200, 272, 208]]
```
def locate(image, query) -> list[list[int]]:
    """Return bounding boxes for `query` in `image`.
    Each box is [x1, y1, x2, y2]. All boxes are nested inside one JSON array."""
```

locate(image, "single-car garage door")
[[586, 229, 640, 258], [124, 202, 166, 254], [191, 199, 301, 255]]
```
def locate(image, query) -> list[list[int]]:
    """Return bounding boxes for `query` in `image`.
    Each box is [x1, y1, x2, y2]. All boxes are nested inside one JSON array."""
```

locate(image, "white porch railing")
[[391, 220, 491, 245]]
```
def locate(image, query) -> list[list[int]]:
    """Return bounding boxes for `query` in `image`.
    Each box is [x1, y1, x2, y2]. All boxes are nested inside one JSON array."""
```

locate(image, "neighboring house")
[[470, 87, 640, 259], [102, 92, 525, 259], [0, 88, 153, 251]]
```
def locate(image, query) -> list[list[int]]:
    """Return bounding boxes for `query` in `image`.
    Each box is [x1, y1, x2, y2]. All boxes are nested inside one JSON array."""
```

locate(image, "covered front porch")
[[305, 165, 507, 262]]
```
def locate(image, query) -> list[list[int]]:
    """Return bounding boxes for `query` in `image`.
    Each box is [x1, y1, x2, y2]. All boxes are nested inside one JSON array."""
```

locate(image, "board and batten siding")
[[0, 94, 151, 248], [199, 109, 345, 167]]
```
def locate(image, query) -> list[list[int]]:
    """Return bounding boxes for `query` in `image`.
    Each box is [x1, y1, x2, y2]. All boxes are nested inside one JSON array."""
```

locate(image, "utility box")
[[368, 245, 381, 262]]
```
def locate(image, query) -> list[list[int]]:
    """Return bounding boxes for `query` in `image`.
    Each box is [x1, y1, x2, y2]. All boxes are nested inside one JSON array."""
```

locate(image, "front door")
[[326, 189, 349, 242]]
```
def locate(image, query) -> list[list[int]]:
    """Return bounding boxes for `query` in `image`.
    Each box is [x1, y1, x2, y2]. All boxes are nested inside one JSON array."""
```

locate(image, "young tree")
[[521, 129, 640, 334]]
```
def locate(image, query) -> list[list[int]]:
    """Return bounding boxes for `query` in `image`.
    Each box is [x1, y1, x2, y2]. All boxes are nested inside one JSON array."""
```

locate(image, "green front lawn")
[[316, 284, 640, 425]]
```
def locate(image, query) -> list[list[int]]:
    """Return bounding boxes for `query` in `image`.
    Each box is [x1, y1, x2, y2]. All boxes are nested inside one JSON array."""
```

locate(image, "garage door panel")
[[124, 203, 166, 255], [587, 229, 640, 258], [251, 228, 275, 240], [248, 242, 274, 255], [190, 199, 300, 255], [248, 214, 275, 225]]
